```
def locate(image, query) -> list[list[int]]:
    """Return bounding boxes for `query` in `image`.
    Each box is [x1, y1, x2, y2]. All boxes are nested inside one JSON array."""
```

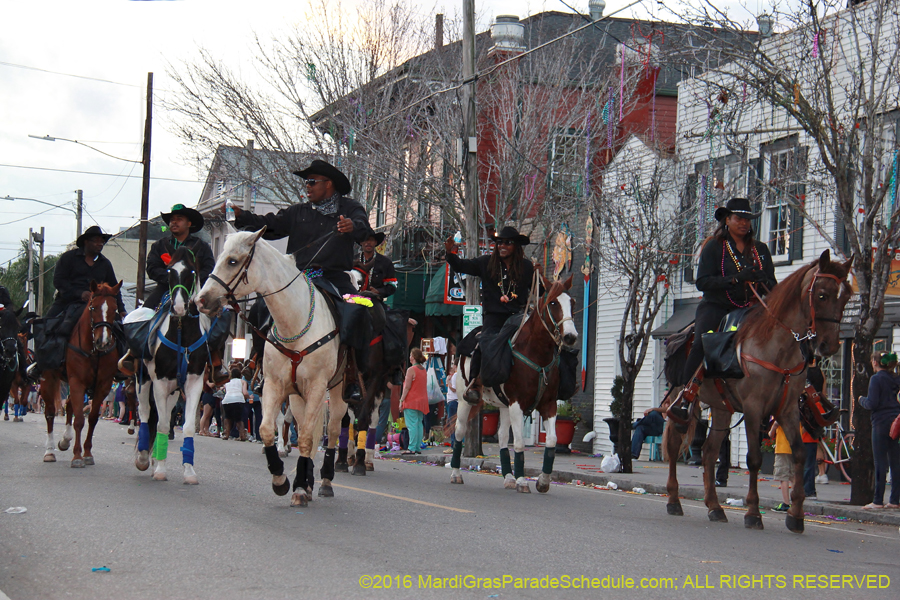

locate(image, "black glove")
[[734, 269, 756, 283], [751, 269, 768, 283]]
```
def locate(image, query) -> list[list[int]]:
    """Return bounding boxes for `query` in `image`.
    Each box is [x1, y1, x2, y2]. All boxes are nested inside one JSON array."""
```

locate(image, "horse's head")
[[198, 227, 267, 314], [167, 247, 199, 317], [538, 273, 578, 347], [0, 307, 20, 369], [88, 280, 122, 353], [803, 249, 853, 357]]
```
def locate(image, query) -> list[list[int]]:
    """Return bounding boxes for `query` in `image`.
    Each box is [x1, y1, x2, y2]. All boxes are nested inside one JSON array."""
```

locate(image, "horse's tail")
[[662, 401, 698, 462]]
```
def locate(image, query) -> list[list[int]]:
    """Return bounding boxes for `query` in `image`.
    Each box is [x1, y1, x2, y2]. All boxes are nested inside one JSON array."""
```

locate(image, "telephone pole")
[[36, 227, 45, 315], [135, 72, 153, 304], [26, 229, 34, 313], [75, 190, 83, 237]]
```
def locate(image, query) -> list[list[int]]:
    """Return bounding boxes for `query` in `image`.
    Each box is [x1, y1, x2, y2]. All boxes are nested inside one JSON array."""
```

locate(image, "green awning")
[[391, 270, 428, 313], [426, 265, 463, 316]]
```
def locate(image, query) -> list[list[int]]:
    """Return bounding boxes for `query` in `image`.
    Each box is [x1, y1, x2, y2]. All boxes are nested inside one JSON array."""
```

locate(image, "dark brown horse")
[[663, 250, 851, 532], [41, 281, 123, 467], [451, 273, 577, 493]]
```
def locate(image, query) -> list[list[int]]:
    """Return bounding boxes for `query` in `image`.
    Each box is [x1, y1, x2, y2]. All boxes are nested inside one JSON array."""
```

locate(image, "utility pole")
[[135, 72, 153, 304], [462, 0, 482, 458], [236, 139, 254, 343], [75, 190, 83, 237], [26, 229, 34, 314], [36, 227, 45, 315]]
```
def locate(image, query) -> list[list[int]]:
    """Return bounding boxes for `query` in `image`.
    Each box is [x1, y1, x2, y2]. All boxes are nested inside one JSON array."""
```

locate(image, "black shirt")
[[146, 234, 216, 288], [446, 253, 534, 323], [696, 237, 777, 309], [358, 252, 397, 298], [53, 247, 125, 313]]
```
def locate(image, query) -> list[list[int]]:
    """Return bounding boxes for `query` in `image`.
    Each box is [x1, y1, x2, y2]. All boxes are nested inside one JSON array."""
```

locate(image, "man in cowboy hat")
[[356, 231, 397, 298], [445, 226, 536, 401], [231, 159, 372, 296]]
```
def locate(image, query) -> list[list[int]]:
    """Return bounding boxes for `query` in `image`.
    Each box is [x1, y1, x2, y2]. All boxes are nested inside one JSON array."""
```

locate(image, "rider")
[[666, 197, 777, 427], [28, 226, 126, 380], [444, 226, 535, 402], [231, 159, 372, 402], [356, 231, 397, 299], [117, 204, 224, 380]]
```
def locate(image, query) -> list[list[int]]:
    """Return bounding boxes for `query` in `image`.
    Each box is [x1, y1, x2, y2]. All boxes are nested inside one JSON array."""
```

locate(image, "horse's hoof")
[[71, 459, 85, 469], [450, 474, 464, 485], [536, 475, 551, 494], [666, 503, 684, 516], [708, 508, 728, 522], [516, 483, 531, 494], [365, 461, 374, 472], [83, 456, 94, 466], [58, 440, 70, 451], [347, 456, 356, 467], [744, 514, 764, 530], [2, 414, 7, 421], [272, 476, 289, 496], [334, 461, 349, 473], [350, 463, 367, 476], [183, 475, 199, 485], [290, 491, 308, 507], [43, 453, 56, 463], [152, 472, 168, 481], [127, 427, 135, 435], [785, 514, 804, 534], [504, 475, 516, 489], [278, 449, 287, 458], [318, 483, 334, 498]]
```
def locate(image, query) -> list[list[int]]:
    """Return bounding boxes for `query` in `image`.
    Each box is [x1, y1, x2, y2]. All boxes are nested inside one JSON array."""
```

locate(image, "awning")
[[426, 265, 463, 316], [390, 270, 428, 314], [651, 298, 701, 338]]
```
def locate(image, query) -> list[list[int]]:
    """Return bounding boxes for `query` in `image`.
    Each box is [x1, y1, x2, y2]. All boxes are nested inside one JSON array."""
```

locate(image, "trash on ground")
[[4, 507, 26, 514], [91, 567, 111, 572], [725, 498, 743, 507], [607, 481, 618, 490], [632, 487, 646, 494]]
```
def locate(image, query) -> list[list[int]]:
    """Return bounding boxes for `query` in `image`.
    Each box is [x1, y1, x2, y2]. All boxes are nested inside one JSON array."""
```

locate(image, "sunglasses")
[[305, 178, 327, 187], [496, 239, 515, 246]]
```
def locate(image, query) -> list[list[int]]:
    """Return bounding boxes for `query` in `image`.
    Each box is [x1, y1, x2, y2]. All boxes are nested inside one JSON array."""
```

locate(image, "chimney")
[[490, 15, 525, 55], [435, 13, 444, 49], [757, 13, 774, 38], [589, 0, 606, 20]]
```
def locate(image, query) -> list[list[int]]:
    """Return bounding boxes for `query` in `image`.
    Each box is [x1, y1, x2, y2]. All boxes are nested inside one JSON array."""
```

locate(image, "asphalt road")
[[1, 414, 898, 600]]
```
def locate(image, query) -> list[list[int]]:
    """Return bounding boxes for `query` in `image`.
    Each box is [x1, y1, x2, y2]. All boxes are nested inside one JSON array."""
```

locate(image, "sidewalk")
[[381, 442, 900, 527]]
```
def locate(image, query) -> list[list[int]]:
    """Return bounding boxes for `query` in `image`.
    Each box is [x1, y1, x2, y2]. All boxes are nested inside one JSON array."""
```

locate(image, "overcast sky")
[[0, 0, 764, 272]]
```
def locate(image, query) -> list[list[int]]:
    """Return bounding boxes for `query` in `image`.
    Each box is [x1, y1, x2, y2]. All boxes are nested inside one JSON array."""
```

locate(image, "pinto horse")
[[41, 281, 122, 466], [662, 250, 851, 533], [197, 229, 349, 508], [451, 273, 578, 493], [134, 247, 218, 484]]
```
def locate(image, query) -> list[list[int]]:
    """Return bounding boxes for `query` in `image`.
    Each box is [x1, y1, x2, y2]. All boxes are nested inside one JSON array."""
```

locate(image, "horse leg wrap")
[[514, 451, 525, 479], [138, 423, 150, 452], [366, 428, 376, 450], [339, 427, 349, 449], [450, 440, 464, 469], [357, 429, 367, 449], [293, 456, 307, 491], [151, 432, 169, 461], [542, 447, 556, 475], [499, 448, 512, 477], [264, 444, 284, 476], [180, 437, 195, 466], [320, 448, 336, 481]]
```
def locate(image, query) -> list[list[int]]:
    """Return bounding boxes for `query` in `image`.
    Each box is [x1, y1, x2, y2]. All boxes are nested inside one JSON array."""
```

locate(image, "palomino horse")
[[197, 229, 349, 508], [134, 247, 219, 484], [663, 250, 851, 533], [451, 273, 577, 493], [41, 281, 122, 466]]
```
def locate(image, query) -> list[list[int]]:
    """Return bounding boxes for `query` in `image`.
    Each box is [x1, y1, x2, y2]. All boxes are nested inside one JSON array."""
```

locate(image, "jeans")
[[404, 409, 424, 453], [803, 441, 818, 497], [872, 420, 900, 505], [374, 392, 392, 444], [631, 411, 664, 459], [447, 400, 458, 445], [248, 401, 262, 440]]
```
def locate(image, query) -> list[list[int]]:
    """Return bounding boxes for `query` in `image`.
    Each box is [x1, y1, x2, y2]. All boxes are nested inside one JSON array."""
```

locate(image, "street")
[[1, 414, 898, 600]]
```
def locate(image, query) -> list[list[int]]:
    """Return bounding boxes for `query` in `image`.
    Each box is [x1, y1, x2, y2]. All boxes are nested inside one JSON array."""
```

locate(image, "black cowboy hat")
[[76, 225, 113, 248], [362, 231, 386, 245], [714, 197, 759, 222], [293, 159, 352, 195], [492, 226, 530, 246], [160, 203, 204, 233]]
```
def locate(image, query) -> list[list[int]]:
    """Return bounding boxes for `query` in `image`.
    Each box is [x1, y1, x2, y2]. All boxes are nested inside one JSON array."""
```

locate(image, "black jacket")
[[53, 247, 125, 313], [359, 252, 397, 298], [446, 253, 534, 324], [696, 238, 777, 309], [235, 196, 370, 273], [146, 234, 216, 289]]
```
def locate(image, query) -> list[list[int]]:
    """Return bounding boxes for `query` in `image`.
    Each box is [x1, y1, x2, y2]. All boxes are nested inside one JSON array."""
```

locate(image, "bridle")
[[749, 267, 846, 343]]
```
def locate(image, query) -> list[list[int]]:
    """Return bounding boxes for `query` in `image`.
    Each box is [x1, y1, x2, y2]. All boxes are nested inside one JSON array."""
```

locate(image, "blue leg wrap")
[[180, 436, 195, 465], [138, 423, 150, 452]]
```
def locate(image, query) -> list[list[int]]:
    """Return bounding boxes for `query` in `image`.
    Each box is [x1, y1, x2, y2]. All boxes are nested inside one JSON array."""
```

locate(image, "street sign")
[[462, 304, 482, 337]]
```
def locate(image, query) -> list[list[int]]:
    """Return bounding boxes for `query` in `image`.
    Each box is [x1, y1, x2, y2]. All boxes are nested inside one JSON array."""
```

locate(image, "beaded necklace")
[[498, 262, 517, 303], [271, 272, 317, 343], [722, 239, 763, 308]]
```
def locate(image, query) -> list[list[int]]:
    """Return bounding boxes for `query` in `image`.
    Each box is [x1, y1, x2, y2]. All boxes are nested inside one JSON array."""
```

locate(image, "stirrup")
[[118, 353, 136, 377], [463, 384, 482, 404]]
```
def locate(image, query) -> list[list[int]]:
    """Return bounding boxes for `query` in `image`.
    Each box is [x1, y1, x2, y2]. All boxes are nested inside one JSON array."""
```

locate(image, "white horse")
[[197, 229, 348, 507]]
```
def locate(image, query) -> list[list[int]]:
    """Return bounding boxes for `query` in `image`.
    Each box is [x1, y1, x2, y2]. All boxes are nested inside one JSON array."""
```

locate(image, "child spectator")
[[769, 420, 793, 512]]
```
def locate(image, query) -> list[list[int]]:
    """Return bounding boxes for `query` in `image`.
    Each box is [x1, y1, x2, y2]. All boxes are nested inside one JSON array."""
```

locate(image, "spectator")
[[770, 421, 793, 511], [802, 365, 827, 500], [246, 369, 262, 443], [859, 351, 900, 510], [631, 395, 671, 460], [198, 369, 216, 436], [221, 368, 249, 441], [399, 348, 428, 456], [444, 359, 458, 454]]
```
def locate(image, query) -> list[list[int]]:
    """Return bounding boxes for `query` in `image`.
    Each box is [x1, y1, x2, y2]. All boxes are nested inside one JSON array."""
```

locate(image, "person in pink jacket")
[[399, 348, 429, 455]]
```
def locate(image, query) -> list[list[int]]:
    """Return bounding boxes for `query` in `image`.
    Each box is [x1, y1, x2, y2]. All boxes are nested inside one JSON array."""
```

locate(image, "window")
[[759, 136, 806, 263], [375, 188, 385, 228], [549, 129, 584, 198]]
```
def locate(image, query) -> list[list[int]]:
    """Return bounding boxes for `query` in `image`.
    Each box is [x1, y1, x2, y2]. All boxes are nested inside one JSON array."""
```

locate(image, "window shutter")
[[683, 173, 698, 283], [749, 158, 763, 236], [789, 146, 808, 262]]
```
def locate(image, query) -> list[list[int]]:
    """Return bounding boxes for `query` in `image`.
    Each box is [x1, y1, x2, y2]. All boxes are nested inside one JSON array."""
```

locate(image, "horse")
[[41, 281, 122, 466], [197, 228, 349, 508], [133, 247, 219, 484], [451, 273, 578, 493], [0, 309, 23, 421], [662, 250, 852, 533]]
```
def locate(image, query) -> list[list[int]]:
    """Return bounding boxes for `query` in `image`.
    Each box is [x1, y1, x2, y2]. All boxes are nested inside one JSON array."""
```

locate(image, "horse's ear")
[[251, 226, 267, 245], [562, 274, 574, 291], [114, 280, 123, 293], [842, 254, 855, 273], [818, 249, 832, 268]]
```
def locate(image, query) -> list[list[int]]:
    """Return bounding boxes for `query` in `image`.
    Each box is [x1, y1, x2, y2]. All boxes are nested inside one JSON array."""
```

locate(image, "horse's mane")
[[170, 245, 196, 267], [93, 282, 120, 297], [228, 231, 295, 271]]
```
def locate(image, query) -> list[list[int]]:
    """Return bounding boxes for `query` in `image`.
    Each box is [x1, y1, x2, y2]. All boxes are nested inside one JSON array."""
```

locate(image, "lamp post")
[[3, 194, 81, 235]]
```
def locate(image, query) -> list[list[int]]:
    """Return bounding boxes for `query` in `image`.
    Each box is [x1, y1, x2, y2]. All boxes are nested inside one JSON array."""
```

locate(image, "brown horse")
[[451, 273, 577, 493], [663, 250, 851, 532], [41, 281, 123, 467]]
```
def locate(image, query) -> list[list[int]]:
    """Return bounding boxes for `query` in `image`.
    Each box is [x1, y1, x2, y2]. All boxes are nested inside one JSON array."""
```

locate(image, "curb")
[[390, 453, 900, 527]]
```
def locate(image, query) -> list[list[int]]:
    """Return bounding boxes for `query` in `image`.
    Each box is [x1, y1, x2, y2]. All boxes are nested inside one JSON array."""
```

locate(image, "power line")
[[0, 60, 141, 88], [0, 163, 201, 183]]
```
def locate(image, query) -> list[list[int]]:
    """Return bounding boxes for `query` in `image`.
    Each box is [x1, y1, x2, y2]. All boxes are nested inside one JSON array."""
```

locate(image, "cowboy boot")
[[666, 368, 704, 433], [210, 350, 229, 385], [343, 350, 362, 406], [118, 351, 136, 377], [463, 380, 482, 404]]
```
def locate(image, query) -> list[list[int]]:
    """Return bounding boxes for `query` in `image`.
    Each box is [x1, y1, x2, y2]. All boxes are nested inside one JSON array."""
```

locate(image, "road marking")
[[331, 483, 474, 513]]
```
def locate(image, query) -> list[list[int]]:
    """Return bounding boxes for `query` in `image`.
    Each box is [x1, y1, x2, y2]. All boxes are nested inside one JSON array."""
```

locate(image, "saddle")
[[701, 307, 752, 380], [33, 303, 86, 371]]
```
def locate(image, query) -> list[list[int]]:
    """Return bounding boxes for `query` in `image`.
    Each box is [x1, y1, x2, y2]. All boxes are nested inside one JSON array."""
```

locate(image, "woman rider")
[[445, 226, 535, 402], [667, 197, 777, 427]]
